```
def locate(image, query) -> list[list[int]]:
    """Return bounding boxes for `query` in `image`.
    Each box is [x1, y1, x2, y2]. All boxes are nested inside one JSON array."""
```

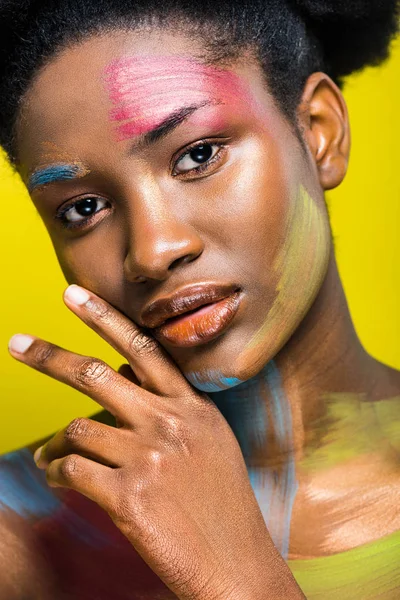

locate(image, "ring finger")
[[36, 417, 129, 469]]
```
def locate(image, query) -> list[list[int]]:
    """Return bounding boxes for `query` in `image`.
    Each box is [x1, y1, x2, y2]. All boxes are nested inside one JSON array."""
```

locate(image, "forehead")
[[16, 29, 276, 169], [105, 54, 256, 141]]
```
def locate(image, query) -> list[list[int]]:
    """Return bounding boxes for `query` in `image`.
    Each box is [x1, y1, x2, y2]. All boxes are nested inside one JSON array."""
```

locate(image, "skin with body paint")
[[2, 27, 400, 599]]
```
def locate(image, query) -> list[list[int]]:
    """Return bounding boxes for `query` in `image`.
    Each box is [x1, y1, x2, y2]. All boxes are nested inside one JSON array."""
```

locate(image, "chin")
[[184, 370, 245, 393], [178, 333, 277, 393]]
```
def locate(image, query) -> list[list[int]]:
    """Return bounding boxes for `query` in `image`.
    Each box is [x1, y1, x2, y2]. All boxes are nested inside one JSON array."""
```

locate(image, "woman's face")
[[16, 29, 331, 392]]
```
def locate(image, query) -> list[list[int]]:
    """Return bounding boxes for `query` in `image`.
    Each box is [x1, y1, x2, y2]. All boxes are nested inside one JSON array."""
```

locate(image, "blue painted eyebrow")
[[28, 163, 84, 193]]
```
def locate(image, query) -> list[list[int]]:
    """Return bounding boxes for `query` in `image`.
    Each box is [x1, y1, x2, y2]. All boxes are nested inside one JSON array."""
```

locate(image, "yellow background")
[[1, 42, 399, 455]]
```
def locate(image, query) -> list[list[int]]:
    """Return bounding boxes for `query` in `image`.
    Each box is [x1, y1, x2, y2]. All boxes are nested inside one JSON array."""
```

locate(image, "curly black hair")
[[0, 0, 399, 164]]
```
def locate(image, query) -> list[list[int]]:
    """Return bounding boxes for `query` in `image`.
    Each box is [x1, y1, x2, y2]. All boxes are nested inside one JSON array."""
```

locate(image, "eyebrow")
[[28, 102, 213, 192], [28, 164, 87, 193], [127, 102, 212, 151]]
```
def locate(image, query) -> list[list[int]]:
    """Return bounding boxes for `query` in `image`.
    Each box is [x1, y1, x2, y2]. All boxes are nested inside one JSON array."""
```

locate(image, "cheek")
[[234, 184, 331, 377], [52, 235, 124, 303], [190, 134, 294, 274], [183, 185, 330, 393]]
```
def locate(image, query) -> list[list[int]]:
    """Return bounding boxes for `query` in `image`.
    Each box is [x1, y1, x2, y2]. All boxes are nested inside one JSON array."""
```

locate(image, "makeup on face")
[[27, 56, 262, 199], [235, 184, 330, 375], [104, 55, 260, 142], [28, 162, 90, 194], [21, 40, 331, 419], [153, 289, 243, 347], [185, 185, 330, 392], [185, 370, 244, 393]]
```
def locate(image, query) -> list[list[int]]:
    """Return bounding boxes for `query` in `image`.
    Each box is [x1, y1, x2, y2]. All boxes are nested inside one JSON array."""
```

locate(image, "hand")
[[8, 285, 304, 600]]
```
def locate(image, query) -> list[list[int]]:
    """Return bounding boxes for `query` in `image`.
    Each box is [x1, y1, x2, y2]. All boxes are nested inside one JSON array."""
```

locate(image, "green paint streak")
[[288, 528, 400, 598], [291, 393, 400, 597], [300, 394, 400, 473], [237, 184, 330, 375]]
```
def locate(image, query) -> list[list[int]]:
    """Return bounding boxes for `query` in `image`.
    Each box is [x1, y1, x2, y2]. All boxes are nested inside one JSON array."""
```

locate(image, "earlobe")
[[297, 72, 351, 191]]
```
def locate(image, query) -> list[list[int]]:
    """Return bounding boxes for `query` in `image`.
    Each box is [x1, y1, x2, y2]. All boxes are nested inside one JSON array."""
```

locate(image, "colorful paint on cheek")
[[185, 185, 330, 391], [235, 184, 330, 376], [104, 55, 257, 141]]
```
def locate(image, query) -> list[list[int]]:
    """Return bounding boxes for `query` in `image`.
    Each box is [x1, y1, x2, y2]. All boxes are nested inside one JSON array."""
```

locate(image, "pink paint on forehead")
[[104, 56, 254, 141]]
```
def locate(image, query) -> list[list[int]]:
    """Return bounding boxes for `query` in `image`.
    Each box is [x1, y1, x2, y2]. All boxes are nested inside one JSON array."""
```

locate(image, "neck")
[[207, 253, 399, 556]]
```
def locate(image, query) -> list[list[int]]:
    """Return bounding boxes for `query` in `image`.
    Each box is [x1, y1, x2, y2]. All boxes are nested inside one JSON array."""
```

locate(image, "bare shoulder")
[[0, 447, 56, 599]]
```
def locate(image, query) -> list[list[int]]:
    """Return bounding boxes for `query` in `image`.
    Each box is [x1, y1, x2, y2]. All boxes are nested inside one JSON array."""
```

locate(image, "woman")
[[1, 0, 399, 598]]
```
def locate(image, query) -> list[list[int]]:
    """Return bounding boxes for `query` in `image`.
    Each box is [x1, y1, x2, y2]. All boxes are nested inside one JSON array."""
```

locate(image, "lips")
[[153, 290, 242, 347], [140, 283, 241, 329], [139, 283, 242, 347]]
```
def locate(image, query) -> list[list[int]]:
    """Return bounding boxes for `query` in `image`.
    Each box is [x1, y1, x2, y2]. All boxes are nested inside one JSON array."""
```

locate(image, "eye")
[[173, 142, 225, 176], [55, 196, 110, 230]]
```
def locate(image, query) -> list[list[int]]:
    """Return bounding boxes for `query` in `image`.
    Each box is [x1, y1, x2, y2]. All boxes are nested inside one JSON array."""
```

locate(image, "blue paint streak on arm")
[[28, 164, 81, 192], [0, 448, 61, 519], [0, 449, 112, 549]]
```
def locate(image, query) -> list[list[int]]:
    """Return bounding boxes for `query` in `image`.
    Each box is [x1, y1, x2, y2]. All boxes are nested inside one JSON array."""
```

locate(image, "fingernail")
[[33, 446, 42, 464], [8, 334, 35, 354], [64, 284, 90, 306]]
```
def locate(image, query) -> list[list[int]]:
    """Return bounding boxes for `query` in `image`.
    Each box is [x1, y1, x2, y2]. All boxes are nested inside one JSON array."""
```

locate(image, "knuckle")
[[146, 448, 164, 467], [135, 448, 165, 481], [154, 413, 192, 452], [87, 299, 113, 323], [75, 358, 109, 387], [64, 417, 89, 444], [163, 414, 185, 437], [34, 343, 56, 368], [59, 455, 81, 483], [128, 330, 159, 357]]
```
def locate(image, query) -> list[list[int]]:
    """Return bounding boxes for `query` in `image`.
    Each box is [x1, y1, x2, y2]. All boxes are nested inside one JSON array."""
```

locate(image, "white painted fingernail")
[[64, 285, 90, 306], [8, 334, 35, 354], [33, 446, 42, 464]]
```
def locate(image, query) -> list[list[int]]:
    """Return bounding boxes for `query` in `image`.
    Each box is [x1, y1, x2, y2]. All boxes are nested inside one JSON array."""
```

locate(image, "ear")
[[297, 72, 351, 190]]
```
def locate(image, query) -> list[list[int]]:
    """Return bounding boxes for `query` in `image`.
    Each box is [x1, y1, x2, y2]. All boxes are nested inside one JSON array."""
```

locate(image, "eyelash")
[[172, 139, 226, 177], [55, 197, 110, 231], [54, 139, 227, 231]]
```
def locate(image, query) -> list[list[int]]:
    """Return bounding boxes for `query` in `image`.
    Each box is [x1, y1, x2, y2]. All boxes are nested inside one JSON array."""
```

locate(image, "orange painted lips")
[[154, 291, 242, 347]]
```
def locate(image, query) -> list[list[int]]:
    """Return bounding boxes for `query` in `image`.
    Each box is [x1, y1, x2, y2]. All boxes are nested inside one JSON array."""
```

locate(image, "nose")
[[123, 193, 204, 283]]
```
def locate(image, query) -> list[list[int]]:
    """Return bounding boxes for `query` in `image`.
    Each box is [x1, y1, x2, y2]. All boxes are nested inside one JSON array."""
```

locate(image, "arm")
[[0, 511, 55, 600]]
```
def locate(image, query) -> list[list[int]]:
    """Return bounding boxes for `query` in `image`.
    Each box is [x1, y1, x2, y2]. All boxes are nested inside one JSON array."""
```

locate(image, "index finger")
[[63, 285, 192, 398], [8, 334, 153, 424]]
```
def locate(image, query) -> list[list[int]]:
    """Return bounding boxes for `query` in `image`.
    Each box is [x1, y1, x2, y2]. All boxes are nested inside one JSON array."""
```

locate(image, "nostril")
[[168, 254, 195, 270]]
